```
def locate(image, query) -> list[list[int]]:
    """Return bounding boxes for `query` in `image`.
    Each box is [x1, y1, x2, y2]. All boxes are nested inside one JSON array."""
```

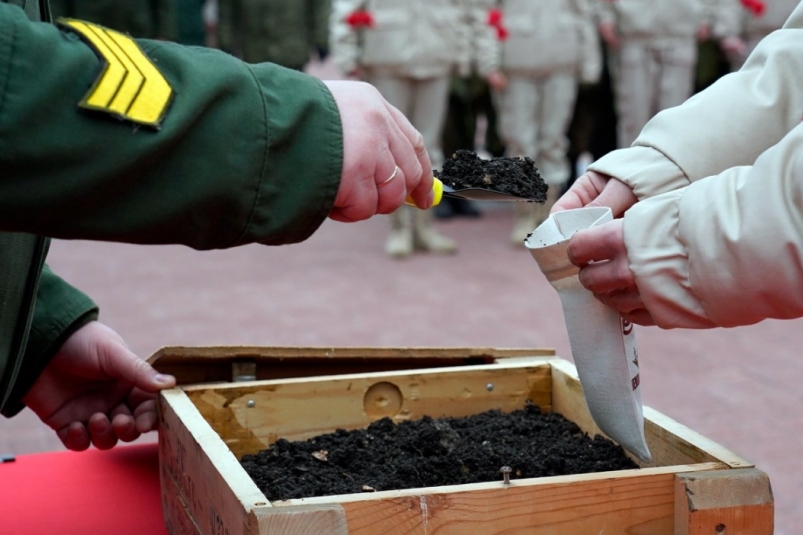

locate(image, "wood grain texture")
[[674, 468, 774, 535], [159, 389, 269, 535], [158, 355, 772, 535], [255, 505, 348, 535], [184, 362, 554, 458], [330, 467, 704, 535], [147, 347, 556, 386], [548, 359, 752, 469]]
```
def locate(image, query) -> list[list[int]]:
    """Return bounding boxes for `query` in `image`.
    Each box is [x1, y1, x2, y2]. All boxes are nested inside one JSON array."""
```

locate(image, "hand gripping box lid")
[[525, 207, 651, 462]]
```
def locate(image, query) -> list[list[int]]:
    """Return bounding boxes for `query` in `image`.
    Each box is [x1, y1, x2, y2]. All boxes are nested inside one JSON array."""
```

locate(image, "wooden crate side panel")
[[548, 360, 749, 468], [185, 363, 553, 459], [644, 407, 753, 469], [150, 346, 557, 362], [159, 389, 268, 535], [162, 463, 205, 535], [148, 347, 557, 385], [254, 505, 349, 535], [674, 469, 774, 535], [338, 471, 681, 535]]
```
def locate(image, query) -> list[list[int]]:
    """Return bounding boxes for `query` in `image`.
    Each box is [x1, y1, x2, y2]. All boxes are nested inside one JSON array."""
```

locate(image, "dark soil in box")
[[241, 404, 638, 501], [435, 150, 548, 202]]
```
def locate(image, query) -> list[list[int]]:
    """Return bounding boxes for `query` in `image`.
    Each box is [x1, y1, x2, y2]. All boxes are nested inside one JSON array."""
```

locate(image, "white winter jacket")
[[330, 0, 475, 79], [479, 0, 601, 83], [588, 1, 803, 329], [596, 0, 707, 40]]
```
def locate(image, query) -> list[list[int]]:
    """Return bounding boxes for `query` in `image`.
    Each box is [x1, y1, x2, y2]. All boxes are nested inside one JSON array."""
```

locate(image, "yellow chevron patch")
[[59, 19, 173, 128]]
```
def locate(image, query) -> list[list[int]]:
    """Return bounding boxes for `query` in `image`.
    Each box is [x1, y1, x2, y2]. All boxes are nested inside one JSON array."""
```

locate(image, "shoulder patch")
[[58, 19, 173, 128]]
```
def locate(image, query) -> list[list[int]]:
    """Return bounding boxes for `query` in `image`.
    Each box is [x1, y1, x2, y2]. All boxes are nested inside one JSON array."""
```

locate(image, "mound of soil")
[[435, 150, 548, 202], [241, 404, 638, 502]]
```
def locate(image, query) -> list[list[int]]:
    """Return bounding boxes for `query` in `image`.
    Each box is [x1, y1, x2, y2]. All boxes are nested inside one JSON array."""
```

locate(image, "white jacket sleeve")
[[624, 120, 803, 329], [589, 2, 803, 200], [471, 0, 500, 77], [706, 0, 743, 39], [330, 0, 364, 75], [594, 0, 616, 26], [575, 0, 602, 84]]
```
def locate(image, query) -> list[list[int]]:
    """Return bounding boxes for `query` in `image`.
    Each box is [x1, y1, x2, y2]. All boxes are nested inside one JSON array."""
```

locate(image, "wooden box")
[[153, 347, 773, 535]]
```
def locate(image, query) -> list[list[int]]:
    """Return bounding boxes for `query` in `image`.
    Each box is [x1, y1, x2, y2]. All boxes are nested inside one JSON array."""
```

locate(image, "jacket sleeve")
[[470, 0, 499, 78], [452, 1, 473, 78], [574, 0, 603, 84], [0, 265, 98, 417], [594, 0, 616, 26], [703, 0, 743, 39], [0, 3, 342, 249], [588, 2, 803, 200], [623, 119, 803, 329], [329, 0, 363, 75]]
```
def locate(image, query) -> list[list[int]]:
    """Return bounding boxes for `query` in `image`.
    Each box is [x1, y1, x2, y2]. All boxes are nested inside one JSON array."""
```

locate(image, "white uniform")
[[478, 0, 600, 186], [589, 2, 803, 328], [597, 0, 709, 148], [332, 0, 489, 256]]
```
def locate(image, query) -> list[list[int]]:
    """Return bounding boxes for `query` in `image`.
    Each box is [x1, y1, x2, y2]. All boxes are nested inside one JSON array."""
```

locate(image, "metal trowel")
[[405, 177, 541, 207]]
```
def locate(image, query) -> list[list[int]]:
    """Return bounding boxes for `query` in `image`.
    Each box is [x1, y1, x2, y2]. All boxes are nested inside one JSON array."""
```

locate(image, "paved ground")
[[1, 207, 801, 533]]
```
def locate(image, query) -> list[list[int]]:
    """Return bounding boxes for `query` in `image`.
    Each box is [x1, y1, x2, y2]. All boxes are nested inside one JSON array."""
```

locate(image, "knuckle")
[[366, 106, 389, 129], [577, 267, 592, 289], [617, 263, 635, 285]]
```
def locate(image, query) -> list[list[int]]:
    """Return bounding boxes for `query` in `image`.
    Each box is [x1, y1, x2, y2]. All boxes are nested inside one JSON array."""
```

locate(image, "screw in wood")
[[500, 466, 512, 485], [486, 383, 494, 392], [247, 400, 256, 408]]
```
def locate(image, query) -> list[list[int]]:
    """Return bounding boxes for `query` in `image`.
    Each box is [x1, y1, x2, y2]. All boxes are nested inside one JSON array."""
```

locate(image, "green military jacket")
[[0, 0, 343, 415], [217, 0, 330, 69]]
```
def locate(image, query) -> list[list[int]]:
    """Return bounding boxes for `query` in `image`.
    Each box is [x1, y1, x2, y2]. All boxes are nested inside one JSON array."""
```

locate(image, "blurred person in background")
[[695, 0, 747, 92], [598, 0, 719, 149], [50, 0, 176, 40], [478, 0, 601, 245], [436, 0, 507, 221], [435, 74, 499, 220], [216, 0, 330, 70], [332, 0, 492, 259], [727, 0, 799, 69], [565, 50, 619, 191]]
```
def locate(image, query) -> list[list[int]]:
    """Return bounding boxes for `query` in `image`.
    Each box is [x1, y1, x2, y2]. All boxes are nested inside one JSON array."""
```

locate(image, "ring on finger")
[[378, 165, 399, 188]]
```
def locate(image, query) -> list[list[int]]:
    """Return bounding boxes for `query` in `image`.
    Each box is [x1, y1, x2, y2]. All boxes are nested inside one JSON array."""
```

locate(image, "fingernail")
[[155, 374, 175, 385], [426, 189, 435, 208]]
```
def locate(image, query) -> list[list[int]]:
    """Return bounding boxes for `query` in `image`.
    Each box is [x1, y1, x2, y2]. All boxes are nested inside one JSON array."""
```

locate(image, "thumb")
[[97, 336, 176, 393]]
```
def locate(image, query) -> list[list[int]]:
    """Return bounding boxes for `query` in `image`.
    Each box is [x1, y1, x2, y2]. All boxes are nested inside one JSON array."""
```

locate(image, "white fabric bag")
[[525, 207, 651, 462]]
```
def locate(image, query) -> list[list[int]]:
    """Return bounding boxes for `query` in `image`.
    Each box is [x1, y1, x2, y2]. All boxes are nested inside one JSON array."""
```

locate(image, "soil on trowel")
[[435, 150, 548, 202], [241, 403, 638, 501]]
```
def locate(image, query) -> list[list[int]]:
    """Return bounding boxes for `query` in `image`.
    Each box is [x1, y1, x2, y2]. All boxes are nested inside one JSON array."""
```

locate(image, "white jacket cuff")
[[624, 189, 716, 329], [589, 146, 691, 200]]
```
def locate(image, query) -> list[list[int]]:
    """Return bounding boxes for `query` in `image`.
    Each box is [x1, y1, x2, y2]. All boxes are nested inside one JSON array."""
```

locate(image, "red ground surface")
[[1, 207, 800, 533]]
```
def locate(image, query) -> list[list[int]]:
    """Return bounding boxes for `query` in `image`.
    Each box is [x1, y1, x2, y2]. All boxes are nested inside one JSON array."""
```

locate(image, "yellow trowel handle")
[[405, 177, 444, 208]]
